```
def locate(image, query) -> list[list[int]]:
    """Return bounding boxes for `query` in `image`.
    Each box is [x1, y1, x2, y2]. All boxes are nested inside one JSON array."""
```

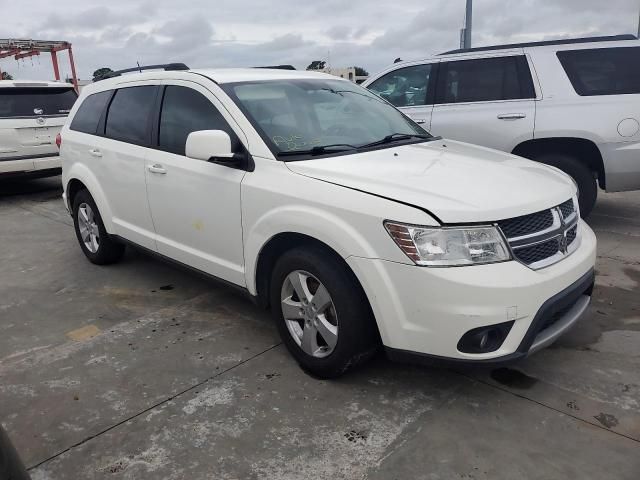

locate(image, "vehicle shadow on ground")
[[0, 176, 63, 198]]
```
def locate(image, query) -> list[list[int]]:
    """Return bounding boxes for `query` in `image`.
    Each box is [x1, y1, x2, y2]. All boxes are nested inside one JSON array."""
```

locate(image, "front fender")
[[244, 205, 382, 296]]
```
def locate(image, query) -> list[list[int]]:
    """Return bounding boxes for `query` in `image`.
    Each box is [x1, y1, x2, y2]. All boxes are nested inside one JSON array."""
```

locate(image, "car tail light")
[[55, 133, 62, 149]]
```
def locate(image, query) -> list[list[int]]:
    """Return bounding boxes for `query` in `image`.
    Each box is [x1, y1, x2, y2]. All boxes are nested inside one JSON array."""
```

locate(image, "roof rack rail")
[[439, 34, 637, 55], [95, 63, 189, 81], [254, 65, 296, 70]]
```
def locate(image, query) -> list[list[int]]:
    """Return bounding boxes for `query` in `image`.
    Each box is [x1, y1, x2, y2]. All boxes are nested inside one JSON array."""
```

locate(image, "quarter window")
[[557, 47, 640, 96], [367, 64, 432, 107], [105, 86, 157, 145], [158, 86, 239, 156], [435, 56, 535, 104], [69, 91, 111, 135]]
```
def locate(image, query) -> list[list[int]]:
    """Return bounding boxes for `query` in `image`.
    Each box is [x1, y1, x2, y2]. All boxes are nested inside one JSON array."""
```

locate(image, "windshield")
[[222, 79, 432, 159]]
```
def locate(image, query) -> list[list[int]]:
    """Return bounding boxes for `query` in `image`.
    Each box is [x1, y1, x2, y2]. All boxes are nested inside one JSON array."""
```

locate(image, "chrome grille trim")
[[498, 198, 580, 270]]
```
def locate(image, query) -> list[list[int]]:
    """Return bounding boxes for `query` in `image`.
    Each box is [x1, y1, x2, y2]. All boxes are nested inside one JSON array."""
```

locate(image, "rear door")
[[366, 62, 437, 129], [91, 84, 159, 250], [430, 54, 536, 152], [0, 85, 76, 172]]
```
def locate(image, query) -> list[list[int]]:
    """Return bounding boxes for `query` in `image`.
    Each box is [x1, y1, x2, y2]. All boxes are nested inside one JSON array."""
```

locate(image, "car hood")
[[285, 139, 575, 224]]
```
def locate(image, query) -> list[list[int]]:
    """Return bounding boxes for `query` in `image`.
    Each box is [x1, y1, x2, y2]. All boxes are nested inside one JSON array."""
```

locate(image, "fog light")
[[457, 321, 515, 354]]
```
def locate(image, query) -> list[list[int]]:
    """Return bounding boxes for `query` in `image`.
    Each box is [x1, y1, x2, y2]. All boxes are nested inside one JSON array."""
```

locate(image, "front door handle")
[[414, 118, 427, 124], [497, 113, 526, 120], [88, 148, 102, 158], [148, 164, 167, 174]]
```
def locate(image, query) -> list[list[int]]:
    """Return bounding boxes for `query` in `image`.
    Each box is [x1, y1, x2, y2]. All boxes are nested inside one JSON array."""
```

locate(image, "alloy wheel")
[[280, 270, 338, 358], [77, 203, 100, 253]]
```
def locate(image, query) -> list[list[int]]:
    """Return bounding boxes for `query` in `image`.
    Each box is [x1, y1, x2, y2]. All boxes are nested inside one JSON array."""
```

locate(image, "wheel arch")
[[64, 165, 115, 232], [253, 232, 365, 309], [512, 137, 606, 189]]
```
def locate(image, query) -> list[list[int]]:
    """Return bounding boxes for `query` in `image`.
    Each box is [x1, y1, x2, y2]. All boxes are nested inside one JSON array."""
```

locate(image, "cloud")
[[1, 0, 638, 80]]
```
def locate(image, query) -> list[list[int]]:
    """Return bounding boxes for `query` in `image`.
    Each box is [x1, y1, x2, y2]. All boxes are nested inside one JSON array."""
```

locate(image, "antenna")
[[137, 61, 141, 73]]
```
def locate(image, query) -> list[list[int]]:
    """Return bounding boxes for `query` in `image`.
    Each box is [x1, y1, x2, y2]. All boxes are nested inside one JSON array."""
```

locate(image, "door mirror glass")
[[185, 130, 233, 161]]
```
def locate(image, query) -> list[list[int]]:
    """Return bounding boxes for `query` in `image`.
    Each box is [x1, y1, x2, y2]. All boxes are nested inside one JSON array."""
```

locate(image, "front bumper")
[[346, 220, 597, 362], [600, 140, 640, 192]]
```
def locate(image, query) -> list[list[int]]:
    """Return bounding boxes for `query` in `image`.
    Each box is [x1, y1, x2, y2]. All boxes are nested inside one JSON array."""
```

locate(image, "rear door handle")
[[497, 113, 526, 120], [414, 118, 427, 124], [148, 164, 167, 174], [88, 148, 102, 158]]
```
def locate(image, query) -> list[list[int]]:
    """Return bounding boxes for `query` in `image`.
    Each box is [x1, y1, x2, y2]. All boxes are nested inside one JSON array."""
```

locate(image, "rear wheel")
[[72, 189, 125, 265], [534, 153, 597, 218], [270, 246, 378, 378]]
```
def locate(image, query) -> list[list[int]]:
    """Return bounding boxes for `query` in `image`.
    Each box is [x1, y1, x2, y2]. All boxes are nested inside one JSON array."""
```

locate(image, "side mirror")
[[186, 130, 234, 162]]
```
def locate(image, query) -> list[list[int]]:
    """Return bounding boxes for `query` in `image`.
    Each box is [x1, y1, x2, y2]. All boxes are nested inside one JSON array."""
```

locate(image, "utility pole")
[[461, 0, 473, 49]]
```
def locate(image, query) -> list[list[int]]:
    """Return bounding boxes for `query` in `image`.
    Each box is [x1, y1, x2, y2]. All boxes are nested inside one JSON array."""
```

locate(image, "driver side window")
[[368, 64, 432, 108], [158, 86, 240, 156]]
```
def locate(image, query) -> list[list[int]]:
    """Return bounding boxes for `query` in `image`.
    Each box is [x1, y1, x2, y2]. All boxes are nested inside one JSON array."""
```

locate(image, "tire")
[[534, 153, 597, 218], [270, 246, 379, 378], [72, 189, 125, 265]]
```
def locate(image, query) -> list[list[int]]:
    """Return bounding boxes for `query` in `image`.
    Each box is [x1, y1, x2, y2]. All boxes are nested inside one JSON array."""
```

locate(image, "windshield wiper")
[[359, 132, 433, 149], [277, 144, 358, 157]]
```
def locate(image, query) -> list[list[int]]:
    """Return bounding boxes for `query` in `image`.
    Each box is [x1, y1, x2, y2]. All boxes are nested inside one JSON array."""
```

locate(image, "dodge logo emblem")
[[559, 232, 569, 254], [36, 117, 46, 125]]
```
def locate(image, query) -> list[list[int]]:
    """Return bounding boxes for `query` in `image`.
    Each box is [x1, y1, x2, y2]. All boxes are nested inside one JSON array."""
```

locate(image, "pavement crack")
[[26, 342, 283, 471], [456, 371, 640, 445]]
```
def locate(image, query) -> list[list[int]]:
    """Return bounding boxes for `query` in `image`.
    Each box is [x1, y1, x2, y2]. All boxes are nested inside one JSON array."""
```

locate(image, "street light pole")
[[463, 0, 473, 49]]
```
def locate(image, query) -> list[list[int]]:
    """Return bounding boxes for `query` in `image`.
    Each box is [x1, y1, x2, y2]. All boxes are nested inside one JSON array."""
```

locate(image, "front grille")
[[498, 198, 579, 270], [514, 239, 559, 265], [539, 297, 579, 331], [559, 199, 575, 219], [566, 225, 577, 246], [499, 210, 554, 238]]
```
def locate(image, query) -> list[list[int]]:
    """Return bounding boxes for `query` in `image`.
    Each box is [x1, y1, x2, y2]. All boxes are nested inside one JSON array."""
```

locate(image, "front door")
[[144, 81, 247, 286], [366, 62, 437, 130]]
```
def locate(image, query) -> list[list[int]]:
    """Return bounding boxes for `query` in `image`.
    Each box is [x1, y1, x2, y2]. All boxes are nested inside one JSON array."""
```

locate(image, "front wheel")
[[534, 153, 597, 218], [270, 246, 378, 378]]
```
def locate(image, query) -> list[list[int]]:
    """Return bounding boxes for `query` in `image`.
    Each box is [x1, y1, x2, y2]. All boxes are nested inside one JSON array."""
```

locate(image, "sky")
[[1, 0, 639, 81]]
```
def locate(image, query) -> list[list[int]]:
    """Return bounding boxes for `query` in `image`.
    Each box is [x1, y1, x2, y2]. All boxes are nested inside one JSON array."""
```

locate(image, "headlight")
[[384, 221, 511, 266]]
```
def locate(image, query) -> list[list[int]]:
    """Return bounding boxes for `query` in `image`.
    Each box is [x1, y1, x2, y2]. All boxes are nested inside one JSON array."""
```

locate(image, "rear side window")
[[367, 64, 433, 107], [557, 47, 640, 96], [69, 91, 112, 134], [105, 86, 157, 145], [0, 87, 77, 118], [435, 56, 535, 104], [158, 85, 240, 156]]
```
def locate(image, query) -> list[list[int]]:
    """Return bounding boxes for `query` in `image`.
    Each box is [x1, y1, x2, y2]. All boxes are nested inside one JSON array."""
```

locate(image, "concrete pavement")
[[1, 176, 638, 479]]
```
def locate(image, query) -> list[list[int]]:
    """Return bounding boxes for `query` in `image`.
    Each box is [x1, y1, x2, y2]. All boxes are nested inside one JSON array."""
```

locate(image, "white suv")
[[60, 65, 596, 378], [364, 34, 640, 217], [0, 80, 76, 179]]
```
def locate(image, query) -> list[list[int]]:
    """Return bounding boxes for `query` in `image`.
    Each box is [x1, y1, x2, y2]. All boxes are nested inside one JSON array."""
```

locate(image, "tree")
[[92, 67, 113, 81], [353, 66, 369, 76], [1, 72, 13, 80], [306, 60, 326, 71]]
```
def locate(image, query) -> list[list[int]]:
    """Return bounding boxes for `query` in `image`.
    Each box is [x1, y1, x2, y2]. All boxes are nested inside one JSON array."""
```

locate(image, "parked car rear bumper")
[[601, 140, 640, 192]]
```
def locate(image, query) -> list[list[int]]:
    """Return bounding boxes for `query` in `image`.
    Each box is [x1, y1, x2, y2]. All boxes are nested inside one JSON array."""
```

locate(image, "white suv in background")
[[364, 35, 640, 217], [60, 65, 596, 378], [0, 80, 76, 179]]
